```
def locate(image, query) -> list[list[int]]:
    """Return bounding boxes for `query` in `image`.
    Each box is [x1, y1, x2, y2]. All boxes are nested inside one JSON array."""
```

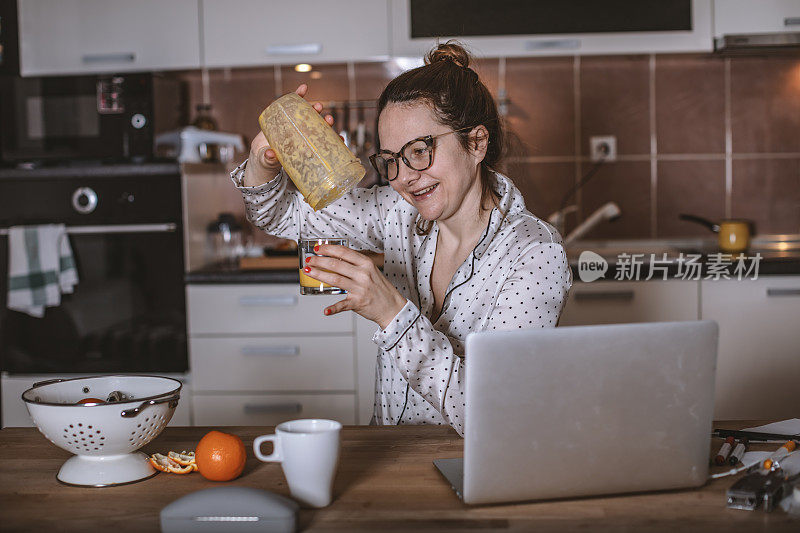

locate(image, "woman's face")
[[378, 101, 487, 223]]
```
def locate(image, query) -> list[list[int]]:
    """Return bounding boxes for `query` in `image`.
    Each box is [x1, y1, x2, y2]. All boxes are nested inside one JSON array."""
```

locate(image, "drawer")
[[187, 284, 352, 335], [190, 336, 355, 392], [192, 393, 355, 426]]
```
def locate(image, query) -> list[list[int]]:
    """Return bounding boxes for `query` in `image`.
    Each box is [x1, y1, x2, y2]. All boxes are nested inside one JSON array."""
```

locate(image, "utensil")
[[340, 102, 352, 152], [22, 375, 181, 487], [253, 419, 342, 508], [355, 105, 367, 155], [679, 214, 753, 253]]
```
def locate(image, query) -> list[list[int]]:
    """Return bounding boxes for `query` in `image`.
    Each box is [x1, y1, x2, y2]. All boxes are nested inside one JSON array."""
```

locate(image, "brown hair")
[[376, 40, 505, 234]]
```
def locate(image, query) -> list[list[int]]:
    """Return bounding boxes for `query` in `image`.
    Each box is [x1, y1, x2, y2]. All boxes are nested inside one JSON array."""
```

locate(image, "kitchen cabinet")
[[201, 0, 390, 68], [17, 0, 201, 76], [391, 0, 713, 58], [558, 280, 700, 326], [187, 283, 377, 426], [714, 0, 800, 36], [701, 276, 800, 420]]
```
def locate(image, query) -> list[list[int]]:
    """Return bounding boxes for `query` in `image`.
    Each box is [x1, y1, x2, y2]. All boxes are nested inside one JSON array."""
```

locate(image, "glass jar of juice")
[[259, 93, 366, 210]]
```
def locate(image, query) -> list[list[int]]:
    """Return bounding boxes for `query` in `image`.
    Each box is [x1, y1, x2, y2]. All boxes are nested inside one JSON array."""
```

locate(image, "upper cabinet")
[[17, 0, 201, 76], [202, 0, 390, 68], [714, 0, 800, 36], [391, 0, 713, 58]]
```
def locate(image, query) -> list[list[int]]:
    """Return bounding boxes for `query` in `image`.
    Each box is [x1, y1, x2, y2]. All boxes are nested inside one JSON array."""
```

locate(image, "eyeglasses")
[[368, 126, 475, 181]]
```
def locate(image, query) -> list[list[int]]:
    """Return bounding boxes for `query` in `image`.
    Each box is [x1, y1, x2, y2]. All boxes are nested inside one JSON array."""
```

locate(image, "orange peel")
[[150, 451, 196, 475]]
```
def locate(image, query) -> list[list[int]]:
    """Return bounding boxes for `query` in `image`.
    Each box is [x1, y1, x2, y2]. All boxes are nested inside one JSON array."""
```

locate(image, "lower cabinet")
[[559, 279, 700, 326], [187, 283, 376, 426], [192, 393, 356, 426], [701, 276, 800, 420]]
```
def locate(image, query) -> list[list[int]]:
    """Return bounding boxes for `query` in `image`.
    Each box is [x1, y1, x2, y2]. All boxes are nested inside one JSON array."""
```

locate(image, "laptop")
[[435, 320, 719, 505]]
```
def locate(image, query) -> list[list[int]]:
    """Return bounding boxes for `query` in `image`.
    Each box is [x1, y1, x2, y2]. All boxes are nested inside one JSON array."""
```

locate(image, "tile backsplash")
[[161, 52, 800, 240]]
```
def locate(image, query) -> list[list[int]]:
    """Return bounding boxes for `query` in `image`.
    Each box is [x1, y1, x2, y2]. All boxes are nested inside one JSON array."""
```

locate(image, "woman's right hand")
[[243, 83, 335, 187]]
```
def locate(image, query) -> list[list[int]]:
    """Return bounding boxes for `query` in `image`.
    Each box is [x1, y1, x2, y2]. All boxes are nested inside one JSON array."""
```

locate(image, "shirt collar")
[[472, 171, 526, 260]]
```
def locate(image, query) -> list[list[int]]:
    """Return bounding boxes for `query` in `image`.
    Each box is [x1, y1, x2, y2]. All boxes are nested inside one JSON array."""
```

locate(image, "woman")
[[230, 42, 572, 436]]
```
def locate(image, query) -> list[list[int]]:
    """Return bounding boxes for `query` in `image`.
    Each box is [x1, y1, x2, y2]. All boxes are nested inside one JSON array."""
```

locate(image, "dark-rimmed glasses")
[[368, 126, 475, 181]]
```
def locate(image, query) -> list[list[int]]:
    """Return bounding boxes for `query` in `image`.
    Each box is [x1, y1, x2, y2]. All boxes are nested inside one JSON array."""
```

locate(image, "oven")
[[0, 164, 189, 425]]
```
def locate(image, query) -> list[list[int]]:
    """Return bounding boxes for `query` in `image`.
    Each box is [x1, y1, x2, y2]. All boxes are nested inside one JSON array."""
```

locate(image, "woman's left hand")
[[303, 244, 407, 329]]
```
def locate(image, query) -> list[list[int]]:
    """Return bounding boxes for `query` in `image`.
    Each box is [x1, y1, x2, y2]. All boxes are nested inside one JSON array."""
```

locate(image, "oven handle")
[[0, 223, 177, 236]]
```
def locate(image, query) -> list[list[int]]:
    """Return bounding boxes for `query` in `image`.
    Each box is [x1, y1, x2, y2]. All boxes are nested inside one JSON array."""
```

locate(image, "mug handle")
[[253, 434, 282, 462]]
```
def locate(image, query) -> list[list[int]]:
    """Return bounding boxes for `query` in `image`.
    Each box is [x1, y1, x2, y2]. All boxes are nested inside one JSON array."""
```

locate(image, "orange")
[[195, 431, 246, 481], [76, 398, 105, 405]]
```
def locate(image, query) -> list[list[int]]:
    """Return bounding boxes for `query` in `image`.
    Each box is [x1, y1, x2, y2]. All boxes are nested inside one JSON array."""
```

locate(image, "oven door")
[[0, 223, 187, 374]]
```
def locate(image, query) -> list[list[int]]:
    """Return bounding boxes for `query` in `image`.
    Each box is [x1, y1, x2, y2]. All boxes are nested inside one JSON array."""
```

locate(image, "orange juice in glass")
[[299, 238, 348, 295]]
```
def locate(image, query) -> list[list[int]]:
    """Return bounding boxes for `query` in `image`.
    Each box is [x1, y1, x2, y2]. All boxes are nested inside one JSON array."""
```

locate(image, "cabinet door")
[[701, 276, 800, 420], [187, 284, 352, 335], [559, 280, 699, 327], [193, 393, 356, 426], [18, 0, 201, 76], [202, 0, 390, 68], [190, 335, 355, 392], [714, 0, 800, 36]]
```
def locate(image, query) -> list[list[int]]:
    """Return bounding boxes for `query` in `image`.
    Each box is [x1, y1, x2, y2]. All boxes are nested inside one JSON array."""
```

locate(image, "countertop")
[[186, 236, 800, 284], [0, 161, 181, 179], [0, 422, 797, 532]]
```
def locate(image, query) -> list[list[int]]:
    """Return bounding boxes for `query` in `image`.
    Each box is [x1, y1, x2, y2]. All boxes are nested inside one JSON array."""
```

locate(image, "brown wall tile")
[[731, 56, 800, 153], [580, 55, 650, 156], [504, 162, 575, 233], [731, 159, 800, 235], [280, 63, 350, 103], [579, 161, 651, 239], [655, 55, 725, 154], [207, 67, 276, 146], [656, 160, 726, 237], [505, 57, 575, 158]]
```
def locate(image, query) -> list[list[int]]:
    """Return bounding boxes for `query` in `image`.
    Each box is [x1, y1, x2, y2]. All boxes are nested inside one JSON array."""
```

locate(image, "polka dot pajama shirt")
[[231, 161, 572, 437]]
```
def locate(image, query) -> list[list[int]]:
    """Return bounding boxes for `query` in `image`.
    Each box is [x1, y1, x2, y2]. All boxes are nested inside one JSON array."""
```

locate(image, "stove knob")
[[72, 187, 98, 214]]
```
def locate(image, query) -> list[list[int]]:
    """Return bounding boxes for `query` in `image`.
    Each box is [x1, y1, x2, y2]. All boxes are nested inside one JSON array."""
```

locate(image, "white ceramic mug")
[[253, 419, 342, 508]]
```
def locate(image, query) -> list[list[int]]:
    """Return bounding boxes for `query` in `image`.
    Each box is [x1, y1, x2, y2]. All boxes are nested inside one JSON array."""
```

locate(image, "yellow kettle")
[[679, 214, 753, 254]]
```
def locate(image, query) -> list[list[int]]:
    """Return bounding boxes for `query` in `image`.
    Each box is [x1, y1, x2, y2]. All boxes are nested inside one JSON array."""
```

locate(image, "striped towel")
[[7, 224, 79, 318]]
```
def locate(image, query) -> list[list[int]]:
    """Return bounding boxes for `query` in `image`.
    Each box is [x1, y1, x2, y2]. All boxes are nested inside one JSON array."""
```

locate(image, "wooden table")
[[0, 422, 797, 532]]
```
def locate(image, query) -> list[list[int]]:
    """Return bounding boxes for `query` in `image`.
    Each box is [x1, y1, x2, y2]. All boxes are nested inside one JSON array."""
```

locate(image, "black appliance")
[[410, 0, 692, 38], [0, 73, 156, 165], [0, 164, 187, 374], [0, 0, 20, 76]]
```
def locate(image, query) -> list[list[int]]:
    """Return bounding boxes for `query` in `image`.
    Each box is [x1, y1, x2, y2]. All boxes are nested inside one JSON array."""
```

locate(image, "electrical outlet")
[[589, 136, 617, 162]]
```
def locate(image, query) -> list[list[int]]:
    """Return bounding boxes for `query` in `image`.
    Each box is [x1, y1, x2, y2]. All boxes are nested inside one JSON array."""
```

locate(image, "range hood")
[[715, 32, 800, 55]]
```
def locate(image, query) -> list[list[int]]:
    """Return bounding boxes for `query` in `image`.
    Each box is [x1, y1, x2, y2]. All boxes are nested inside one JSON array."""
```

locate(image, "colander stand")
[[55, 395, 180, 487]]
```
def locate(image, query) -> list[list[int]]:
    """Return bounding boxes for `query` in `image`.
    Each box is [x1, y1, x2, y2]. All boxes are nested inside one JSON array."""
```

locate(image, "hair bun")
[[425, 40, 471, 69]]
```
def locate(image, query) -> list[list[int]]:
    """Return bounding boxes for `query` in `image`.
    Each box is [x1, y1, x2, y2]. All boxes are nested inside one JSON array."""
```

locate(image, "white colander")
[[22, 375, 181, 487]]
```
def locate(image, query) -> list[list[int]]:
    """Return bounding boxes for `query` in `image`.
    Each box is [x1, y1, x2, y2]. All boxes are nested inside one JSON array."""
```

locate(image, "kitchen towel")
[[7, 224, 79, 318]]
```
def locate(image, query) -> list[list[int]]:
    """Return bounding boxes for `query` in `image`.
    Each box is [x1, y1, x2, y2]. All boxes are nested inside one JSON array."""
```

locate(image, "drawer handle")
[[241, 345, 299, 357], [238, 295, 298, 307], [574, 290, 634, 302], [785, 17, 800, 27], [525, 39, 581, 51], [766, 288, 800, 297], [243, 403, 302, 414], [82, 52, 136, 64], [266, 43, 322, 55]]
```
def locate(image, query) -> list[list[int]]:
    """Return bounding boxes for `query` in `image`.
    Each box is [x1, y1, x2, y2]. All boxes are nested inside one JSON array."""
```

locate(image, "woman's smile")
[[410, 183, 439, 200]]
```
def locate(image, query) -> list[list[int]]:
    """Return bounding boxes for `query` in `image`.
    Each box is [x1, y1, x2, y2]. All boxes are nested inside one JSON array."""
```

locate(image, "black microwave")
[[0, 73, 156, 165]]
